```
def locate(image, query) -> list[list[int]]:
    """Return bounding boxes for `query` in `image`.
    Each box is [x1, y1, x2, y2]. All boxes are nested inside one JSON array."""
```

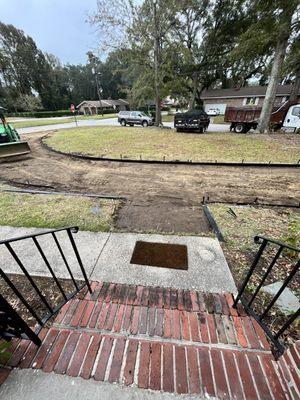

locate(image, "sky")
[[0, 0, 99, 65]]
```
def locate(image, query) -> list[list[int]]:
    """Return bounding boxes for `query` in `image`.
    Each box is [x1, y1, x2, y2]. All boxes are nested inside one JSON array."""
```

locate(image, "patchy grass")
[[162, 114, 175, 123], [9, 114, 117, 129], [210, 204, 299, 279], [209, 204, 300, 341], [211, 115, 226, 124], [45, 126, 300, 163], [0, 191, 120, 232]]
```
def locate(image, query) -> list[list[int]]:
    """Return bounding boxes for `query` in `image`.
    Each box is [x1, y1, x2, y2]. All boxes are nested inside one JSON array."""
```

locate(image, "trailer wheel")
[[234, 123, 246, 133]]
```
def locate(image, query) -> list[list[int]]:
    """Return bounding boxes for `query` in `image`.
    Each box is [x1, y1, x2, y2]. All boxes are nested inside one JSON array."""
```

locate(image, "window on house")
[[245, 97, 258, 105]]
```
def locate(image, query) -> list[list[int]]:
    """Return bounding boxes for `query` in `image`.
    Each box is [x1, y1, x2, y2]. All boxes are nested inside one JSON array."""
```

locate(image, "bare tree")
[[88, 0, 135, 52]]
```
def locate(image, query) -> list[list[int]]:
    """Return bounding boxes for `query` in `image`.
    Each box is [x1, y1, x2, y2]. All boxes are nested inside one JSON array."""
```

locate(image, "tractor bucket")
[[0, 141, 31, 159]]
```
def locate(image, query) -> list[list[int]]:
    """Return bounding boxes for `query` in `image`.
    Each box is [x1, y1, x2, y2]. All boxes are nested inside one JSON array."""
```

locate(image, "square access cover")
[[130, 241, 188, 270]]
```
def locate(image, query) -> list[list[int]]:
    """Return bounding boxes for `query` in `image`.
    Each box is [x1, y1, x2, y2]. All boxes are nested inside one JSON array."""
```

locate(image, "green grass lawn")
[[44, 126, 300, 163], [0, 190, 120, 232], [11, 118, 73, 129], [9, 114, 117, 129]]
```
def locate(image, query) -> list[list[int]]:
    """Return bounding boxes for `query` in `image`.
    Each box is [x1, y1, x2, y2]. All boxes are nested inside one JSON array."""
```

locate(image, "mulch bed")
[[0, 273, 83, 328]]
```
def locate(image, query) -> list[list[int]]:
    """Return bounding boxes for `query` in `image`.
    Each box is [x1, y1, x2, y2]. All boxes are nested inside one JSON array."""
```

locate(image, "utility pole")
[[95, 71, 104, 116], [87, 51, 104, 116]]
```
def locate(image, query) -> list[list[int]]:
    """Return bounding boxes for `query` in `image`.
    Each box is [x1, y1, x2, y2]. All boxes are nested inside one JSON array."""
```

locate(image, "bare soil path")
[[1, 131, 299, 233]]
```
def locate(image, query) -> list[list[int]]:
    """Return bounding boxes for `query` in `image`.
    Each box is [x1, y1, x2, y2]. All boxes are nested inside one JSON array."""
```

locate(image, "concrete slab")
[[92, 233, 237, 293], [0, 227, 236, 293], [0, 226, 109, 279], [0, 369, 212, 400], [262, 281, 300, 314]]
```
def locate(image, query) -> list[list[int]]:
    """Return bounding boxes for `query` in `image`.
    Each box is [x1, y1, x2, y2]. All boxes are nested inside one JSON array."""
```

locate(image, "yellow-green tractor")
[[0, 107, 31, 159]]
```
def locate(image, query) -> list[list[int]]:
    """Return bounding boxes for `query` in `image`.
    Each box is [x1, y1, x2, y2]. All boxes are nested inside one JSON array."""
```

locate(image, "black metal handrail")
[[233, 235, 299, 356], [0, 226, 92, 346]]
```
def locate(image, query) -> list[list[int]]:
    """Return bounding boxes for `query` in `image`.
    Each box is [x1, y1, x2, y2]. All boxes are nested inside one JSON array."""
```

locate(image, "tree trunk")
[[153, 3, 162, 127], [257, 37, 288, 133], [188, 72, 198, 110], [154, 39, 162, 126], [290, 68, 300, 102]]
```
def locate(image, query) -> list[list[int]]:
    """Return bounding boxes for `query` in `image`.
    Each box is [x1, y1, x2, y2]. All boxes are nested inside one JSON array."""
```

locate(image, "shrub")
[[8, 110, 74, 118], [98, 108, 115, 115]]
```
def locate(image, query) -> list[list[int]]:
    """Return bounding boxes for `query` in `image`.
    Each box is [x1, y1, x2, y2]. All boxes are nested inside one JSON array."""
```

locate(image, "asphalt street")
[[18, 117, 230, 134]]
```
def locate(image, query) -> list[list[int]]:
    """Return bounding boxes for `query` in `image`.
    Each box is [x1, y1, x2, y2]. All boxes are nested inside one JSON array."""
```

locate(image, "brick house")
[[201, 84, 300, 114], [77, 99, 129, 115]]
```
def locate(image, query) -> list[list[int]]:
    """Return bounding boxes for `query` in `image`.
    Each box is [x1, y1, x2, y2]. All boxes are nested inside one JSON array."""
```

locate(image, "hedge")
[[8, 110, 75, 118], [8, 108, 117, 118]]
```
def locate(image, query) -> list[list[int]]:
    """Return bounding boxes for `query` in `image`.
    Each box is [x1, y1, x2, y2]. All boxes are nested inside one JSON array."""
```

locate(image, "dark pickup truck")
[[174, 110, 210, 133]]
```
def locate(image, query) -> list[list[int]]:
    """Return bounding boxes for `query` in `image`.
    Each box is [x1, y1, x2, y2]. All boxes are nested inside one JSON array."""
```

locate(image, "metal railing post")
[[51, 232, 79, 291], [67, 229, 92, 293], [247, 246, 283, 308], [233, 239, 267, 308], [0, 293, 41, 346], [0, 268, 43, 326], [274, 308, 300, 340], [0, 226, 93, 346], [33, 237, 68, 301], [259, 259, 300, 321]]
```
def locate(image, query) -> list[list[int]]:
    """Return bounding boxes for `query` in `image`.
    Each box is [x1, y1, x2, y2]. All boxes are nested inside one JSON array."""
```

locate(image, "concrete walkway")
[[0, 226, 236, 294], [0, 369, 206, 400]]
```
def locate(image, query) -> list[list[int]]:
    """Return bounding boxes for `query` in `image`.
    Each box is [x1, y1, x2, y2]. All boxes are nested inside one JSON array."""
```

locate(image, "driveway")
[[18, 118, 230, 134]]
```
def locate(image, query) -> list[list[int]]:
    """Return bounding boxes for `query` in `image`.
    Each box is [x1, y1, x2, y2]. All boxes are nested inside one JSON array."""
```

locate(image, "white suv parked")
[[206, 108, 220, 116], [118, 111, 154, 127]]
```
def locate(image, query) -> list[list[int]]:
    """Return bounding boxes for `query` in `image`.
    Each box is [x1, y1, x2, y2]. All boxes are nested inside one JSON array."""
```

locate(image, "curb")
[[203, 205, 225, 242]]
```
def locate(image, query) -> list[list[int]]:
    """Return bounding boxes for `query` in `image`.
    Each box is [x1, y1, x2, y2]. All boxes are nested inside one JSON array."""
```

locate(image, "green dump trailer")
[[0, 107, 31, 159]]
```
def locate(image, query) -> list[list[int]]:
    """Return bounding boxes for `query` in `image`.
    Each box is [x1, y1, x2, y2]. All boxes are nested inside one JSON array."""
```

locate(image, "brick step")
[[54, 298, 270, 351], [78, 281, 247, 316], [2, 328, 292, 399]]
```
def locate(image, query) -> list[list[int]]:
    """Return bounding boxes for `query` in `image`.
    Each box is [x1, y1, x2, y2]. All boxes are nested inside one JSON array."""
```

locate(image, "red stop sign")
[[70, 104, 75, 113]]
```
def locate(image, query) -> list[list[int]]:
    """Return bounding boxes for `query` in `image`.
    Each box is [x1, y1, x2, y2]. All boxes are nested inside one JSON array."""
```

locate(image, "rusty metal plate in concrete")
[[130, 241, 188, 270]]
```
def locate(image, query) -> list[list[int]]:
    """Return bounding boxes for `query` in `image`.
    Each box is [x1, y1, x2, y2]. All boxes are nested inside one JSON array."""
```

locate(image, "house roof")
[[201, 85, 298, 99], [77, 99, 129, 108]]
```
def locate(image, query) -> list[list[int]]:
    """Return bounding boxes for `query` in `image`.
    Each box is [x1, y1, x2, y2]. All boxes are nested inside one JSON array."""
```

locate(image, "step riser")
[[1, 281, 299, 400], [54, 299, 270, 351], [2, 329, 291, 399]]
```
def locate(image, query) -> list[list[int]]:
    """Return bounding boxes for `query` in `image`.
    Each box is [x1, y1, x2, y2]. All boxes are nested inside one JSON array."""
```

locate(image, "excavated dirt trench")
[[1, 131, 299, 234]]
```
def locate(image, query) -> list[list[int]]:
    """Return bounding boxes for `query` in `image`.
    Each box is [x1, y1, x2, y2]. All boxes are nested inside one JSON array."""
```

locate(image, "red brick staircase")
[[1, 281, 299, 399]]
